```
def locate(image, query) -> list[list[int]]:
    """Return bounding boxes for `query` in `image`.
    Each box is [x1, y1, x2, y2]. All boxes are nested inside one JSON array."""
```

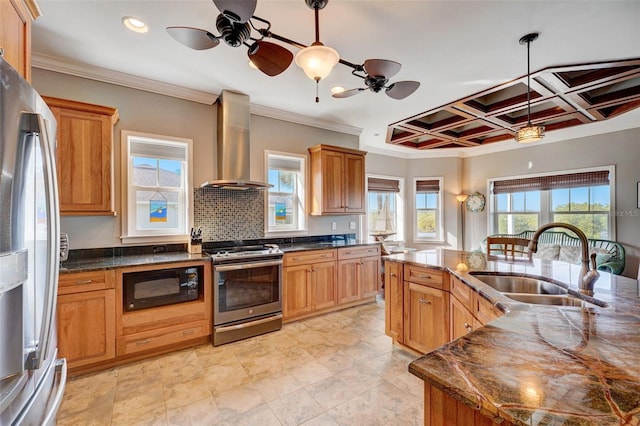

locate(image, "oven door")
[[213, 259, 282, 325]]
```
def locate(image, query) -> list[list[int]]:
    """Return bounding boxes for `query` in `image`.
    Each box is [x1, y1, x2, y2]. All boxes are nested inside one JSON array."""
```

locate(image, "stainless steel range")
[[210, 244, 283, 346]]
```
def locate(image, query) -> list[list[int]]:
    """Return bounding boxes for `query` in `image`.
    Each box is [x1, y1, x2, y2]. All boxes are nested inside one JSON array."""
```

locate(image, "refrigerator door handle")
[[41, 359, 67, 426], [24, 112, 60, 371]]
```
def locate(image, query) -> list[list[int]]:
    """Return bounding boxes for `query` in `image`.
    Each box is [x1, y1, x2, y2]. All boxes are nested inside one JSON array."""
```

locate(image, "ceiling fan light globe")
[[515, 125, 545, 143], [295, 44, 339, 80]]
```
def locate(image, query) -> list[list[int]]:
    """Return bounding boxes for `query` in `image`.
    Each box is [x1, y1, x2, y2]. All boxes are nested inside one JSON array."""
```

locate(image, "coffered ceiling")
[[388, 59, 640, 150], [30, 1, 640, 158]]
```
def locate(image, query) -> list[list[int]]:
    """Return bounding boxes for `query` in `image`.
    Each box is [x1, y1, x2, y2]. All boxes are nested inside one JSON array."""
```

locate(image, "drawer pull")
[[464, 323, 473, 332], [417, 274, 431, 279], [75, 279, 93, 285], [293, 257, 300, 261], [136, 339, 150, 346], [418, 298, 432, 305], [321, 254, 330, 258], [344, 251, 351, 255], [182, 329, 195, 336], [390, 273, 397, 277], [367, 249, 375, 252]]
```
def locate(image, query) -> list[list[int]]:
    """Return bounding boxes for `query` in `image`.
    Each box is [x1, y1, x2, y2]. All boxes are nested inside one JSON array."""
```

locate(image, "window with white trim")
[[266, 151, 306, 233], [121, 131, 192, 243], [490, 168, 613, 239], [367, 176, 404, 242], [414, 177, 444, 242]]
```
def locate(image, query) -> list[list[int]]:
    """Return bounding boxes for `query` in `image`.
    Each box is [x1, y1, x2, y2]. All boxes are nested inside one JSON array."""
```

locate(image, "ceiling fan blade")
[[248, 41, 294, 76], [332, 88, 366, 99], [386, 81, 420, 100], [166, 27, 220, 50], [213, 0, 256, 23], [363, 59, 402, 78]]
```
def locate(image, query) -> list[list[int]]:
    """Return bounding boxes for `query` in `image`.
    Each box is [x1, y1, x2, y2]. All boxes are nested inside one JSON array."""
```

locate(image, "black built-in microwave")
[[123, 265, 202, 312]]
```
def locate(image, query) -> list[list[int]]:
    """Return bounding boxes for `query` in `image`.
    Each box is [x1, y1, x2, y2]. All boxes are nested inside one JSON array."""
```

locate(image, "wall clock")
[[465, 192, 486, 212]]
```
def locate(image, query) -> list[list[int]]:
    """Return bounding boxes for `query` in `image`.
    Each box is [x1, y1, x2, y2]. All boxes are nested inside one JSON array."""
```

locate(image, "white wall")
[[32, 69, 640, 277], [32, 69, 362, 248], [462, 128, 640, 277]]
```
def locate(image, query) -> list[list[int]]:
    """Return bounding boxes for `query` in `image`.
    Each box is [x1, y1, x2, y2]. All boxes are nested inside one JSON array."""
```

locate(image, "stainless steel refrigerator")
[[0, 58, 67, 424]]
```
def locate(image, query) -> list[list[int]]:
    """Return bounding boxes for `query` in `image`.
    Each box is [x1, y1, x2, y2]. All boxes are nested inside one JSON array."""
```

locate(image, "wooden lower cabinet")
[[450, 295, 476, 340], [424, 382, 506, 425], [115, 261, 211, 358], [283, 260, 337, 319], [337, 245, 381, 304], [56, 270, 116, 371], [283, 246, 380, 322], [403, 282, 449, 354], [384, 261, 403, 343]]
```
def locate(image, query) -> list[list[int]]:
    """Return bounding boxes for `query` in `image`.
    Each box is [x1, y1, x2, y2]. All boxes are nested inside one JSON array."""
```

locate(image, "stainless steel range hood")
[[201, 90, 271, 190]]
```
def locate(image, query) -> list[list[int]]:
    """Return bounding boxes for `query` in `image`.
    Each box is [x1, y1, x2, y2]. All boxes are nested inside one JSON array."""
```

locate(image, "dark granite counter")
[[279, 240, 379, 253], [385, 249, 640, 425], [59, 252, 211, 273], [60, 239, 380, 273]]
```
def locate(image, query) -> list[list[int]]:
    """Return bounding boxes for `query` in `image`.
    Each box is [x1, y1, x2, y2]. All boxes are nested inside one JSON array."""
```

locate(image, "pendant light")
[[294, 0, 339, 102], [515, 33, 545, 144]]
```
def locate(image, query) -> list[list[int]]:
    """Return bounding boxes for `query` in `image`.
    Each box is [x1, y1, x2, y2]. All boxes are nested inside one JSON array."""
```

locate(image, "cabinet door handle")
[[75, 279, 93, 285], [136, 339, 151, 346], [464, 323, 473, 332], [418, 298, 432, 305]]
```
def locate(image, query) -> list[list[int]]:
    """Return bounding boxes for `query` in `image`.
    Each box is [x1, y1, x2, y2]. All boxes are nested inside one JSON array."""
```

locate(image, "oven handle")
[[214, 259, 283, 272], [215, 313, 283, 333]]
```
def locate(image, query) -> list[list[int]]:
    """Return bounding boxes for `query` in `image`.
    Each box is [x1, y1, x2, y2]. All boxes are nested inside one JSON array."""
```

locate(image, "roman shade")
[[368, 177, 400, 193], [416, 179, 440, 193], [492, 170, 609, 194]]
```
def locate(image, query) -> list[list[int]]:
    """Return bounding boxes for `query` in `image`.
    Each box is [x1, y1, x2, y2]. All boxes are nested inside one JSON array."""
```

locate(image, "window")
[[265, 151, 306, 233], [367, 176, 404, 242], [121, 131, 192, 243], [490, 168, 613, 239], [414, 177, 443, 242]]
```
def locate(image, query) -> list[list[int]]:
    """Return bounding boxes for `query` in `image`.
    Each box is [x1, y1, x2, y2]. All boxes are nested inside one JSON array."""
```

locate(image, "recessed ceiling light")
[[331, 86, 345, 95], [122, 16, 148, 33]]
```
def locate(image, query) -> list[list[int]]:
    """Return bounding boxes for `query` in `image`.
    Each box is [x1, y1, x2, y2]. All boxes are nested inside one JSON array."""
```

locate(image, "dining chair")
[[486, 237, 531, 259]]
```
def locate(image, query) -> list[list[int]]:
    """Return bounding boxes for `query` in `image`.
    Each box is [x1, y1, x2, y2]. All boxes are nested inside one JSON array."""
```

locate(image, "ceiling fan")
[[332, 59, 420, 100], [166, 0, 420, 100]]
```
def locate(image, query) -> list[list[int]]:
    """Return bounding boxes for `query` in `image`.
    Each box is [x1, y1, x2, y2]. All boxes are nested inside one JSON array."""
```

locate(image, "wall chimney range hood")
[[201, 90, 271, 190]]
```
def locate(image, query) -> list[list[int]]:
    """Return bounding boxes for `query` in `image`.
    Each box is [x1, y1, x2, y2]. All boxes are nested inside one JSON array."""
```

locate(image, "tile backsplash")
[[193, 187, 265, 242]]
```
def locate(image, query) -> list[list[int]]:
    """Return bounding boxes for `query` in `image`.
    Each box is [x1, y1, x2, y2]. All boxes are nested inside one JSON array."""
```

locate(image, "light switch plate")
[[332, 221, 337, 230], [349, 221, 356, 230]]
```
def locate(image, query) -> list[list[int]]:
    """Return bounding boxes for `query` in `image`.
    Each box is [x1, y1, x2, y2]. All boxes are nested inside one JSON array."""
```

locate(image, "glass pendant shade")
[[295, 43, 339, 81], [515, 125, 545, 143]]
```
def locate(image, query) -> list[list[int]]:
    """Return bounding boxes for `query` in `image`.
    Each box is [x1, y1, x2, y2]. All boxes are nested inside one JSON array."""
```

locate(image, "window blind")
[[416, 179, 440, 193], [492, 170, 609, 194], [368, 177, 400, 193]]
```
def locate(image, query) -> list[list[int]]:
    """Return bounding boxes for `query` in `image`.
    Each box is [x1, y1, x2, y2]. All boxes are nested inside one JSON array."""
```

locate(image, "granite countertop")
[[384, 249, 640, 425], [59, 252, 211, 273], [60, 240, 380, 273], [278, 240, 379, 253]]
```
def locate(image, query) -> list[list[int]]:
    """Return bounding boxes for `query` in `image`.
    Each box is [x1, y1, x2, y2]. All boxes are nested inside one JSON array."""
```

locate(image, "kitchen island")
[[385, 249, 640, 425]]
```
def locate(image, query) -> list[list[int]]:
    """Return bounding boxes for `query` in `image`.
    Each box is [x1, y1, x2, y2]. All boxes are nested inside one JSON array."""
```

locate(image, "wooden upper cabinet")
[[43, 96, 119, 216], [0, 0, 39, 81], [308, 144, 366, 215]]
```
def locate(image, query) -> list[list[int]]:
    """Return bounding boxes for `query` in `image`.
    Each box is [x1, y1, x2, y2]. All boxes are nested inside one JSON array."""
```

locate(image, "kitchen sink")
[[504, 293, 601, 307], [469, 273, 568, 295]]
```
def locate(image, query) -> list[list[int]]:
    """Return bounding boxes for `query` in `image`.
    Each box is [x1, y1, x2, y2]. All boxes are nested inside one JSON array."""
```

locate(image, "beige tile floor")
[[56, 301, 424, 425]]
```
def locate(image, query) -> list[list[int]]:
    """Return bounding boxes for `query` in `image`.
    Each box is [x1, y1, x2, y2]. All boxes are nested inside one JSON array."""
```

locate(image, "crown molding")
[[31, 52, 363, 136], [250, 104, 362, 136]]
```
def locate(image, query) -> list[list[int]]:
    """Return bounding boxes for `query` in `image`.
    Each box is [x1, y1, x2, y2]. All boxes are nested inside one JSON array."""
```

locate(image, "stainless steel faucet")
[[528, 222, 599, 295]]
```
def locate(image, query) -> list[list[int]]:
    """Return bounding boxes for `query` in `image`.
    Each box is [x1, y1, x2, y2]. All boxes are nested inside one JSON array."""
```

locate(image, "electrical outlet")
[[331, 221, 337, 230], [349, 221, 356, 230]]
